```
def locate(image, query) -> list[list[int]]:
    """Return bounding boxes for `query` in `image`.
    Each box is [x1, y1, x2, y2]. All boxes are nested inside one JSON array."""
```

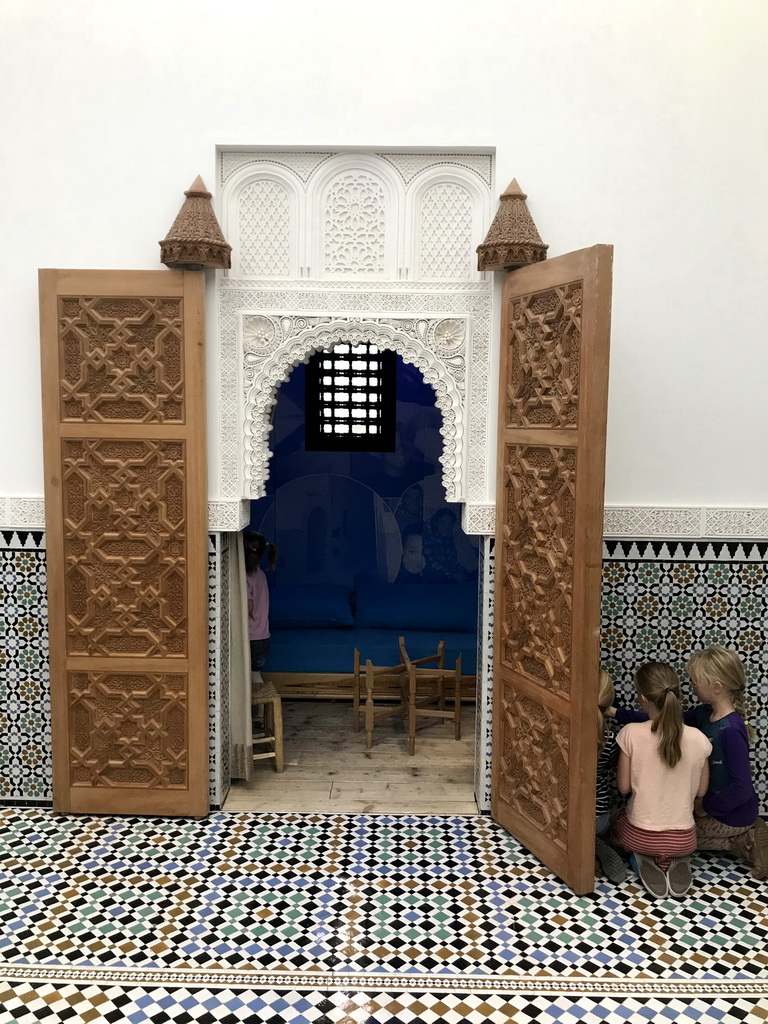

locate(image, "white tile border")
[[4, 498, 767, 540]]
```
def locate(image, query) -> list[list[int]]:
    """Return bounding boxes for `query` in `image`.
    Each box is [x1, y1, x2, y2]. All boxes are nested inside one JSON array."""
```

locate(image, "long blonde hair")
[[597, 669, 615, 751], [687, 645, 754, 742], [635, 662, 683, 769]]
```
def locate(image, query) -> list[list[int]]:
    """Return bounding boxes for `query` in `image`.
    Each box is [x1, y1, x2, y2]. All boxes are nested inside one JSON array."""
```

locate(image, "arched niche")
[[405, 167, 491, 282], [241, 316, 467, 501], [305, 154, 406, 279], [220, 163, 304, 278]]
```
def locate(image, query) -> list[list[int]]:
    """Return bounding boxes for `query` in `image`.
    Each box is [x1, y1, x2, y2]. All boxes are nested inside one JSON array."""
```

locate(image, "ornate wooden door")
[[39, 269, 209, 816], [492, 245, 613, 893]]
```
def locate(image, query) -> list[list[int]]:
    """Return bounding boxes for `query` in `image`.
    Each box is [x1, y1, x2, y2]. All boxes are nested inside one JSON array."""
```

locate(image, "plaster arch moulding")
[[215, 149, 496, 534]]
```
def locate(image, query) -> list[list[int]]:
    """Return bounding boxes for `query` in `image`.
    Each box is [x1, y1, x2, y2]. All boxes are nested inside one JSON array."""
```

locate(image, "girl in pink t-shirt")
[[244, 531, 278, 676], [612, 662, 710, 899]]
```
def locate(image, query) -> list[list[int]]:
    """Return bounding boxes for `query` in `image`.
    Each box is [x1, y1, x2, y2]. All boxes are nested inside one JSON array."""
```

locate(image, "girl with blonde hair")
[[685, 646, 767, 879], [611, 663, 710, 898]]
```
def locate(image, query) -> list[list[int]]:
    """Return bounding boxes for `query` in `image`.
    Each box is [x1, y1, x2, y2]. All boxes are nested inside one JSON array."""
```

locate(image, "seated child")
[[595, 670, 625, 883], [612, 663, 710, 898], [685, 646, 767, 879], [610, 646, 767, 880]]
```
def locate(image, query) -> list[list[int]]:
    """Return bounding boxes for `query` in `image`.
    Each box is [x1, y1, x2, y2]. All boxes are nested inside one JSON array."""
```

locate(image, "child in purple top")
[[609, 647, 767, 879]]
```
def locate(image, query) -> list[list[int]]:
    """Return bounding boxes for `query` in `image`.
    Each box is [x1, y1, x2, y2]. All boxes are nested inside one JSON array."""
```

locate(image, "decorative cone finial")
[[160, 176, 232, 270], [476, 179, 548, 272]]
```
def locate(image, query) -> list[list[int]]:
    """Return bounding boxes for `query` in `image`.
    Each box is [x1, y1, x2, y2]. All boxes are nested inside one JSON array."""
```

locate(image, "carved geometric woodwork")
[[499, 681, 569, 849], [500, 445, 575, 699], [40, 269, 208, 817], [506, 283, 582, 429], [62, 439, 187, 657], [59, 297, 184, 423], [160, 176, 232, 270], [492, 246, 613, 894], [477, 179, 548, 272], [69, 672, 187, 788]]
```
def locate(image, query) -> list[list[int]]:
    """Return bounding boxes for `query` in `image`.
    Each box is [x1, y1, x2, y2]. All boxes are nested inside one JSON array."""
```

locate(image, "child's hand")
[[694, 797, 706, 818], [603, 706, 617, 719]]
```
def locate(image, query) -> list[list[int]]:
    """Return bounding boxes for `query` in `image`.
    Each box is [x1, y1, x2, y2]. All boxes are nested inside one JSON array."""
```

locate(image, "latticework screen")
[[305, 343, 396, 452]]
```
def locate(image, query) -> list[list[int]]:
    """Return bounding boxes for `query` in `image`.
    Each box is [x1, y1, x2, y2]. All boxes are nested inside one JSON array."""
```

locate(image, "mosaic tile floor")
[[0, 809, 766, 1023]]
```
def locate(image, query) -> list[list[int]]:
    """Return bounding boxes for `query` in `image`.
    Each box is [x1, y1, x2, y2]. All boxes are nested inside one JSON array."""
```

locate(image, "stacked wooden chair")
[[398, 636, 462, 756], [352, 637, 462, 755], [352, 646, 407, 750]]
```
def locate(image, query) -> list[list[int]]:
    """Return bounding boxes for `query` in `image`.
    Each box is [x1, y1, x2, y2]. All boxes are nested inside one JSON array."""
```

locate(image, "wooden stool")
[[251, 676, 284, 772], [399, 636, 462, 756]]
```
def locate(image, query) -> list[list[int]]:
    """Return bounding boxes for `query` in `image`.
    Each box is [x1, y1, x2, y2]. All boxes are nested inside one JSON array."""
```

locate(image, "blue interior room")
[[248, 353, 480, 683]]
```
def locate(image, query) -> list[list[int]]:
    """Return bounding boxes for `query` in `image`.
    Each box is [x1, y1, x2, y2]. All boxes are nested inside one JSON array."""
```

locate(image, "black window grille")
[[305, 342, 396, 452]]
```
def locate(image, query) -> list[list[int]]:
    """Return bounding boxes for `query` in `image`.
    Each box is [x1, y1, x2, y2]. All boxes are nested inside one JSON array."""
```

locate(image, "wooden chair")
[[398, 635, 462, 756], [251, 676, 285, 772], [352, 647, 407, 750]]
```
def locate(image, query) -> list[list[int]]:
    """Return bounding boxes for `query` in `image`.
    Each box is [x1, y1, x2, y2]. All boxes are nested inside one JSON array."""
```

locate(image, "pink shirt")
[[617, 721, 711, 831], [246, 568, 270, 641]]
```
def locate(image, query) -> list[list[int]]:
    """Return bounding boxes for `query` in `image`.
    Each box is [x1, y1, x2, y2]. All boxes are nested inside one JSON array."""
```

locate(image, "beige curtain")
[[229, 531, 253, 780]]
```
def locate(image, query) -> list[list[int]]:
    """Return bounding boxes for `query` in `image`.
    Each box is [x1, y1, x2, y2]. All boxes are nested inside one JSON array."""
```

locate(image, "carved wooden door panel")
[[39, 269, 209, 816], [492, 245, 612, 894]]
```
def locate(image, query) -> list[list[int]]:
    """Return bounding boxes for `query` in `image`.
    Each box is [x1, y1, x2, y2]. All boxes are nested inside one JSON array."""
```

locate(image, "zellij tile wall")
[[1, 531, 766, 813]]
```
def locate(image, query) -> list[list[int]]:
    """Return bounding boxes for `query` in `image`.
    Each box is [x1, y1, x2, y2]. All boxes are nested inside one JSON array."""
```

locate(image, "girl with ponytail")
[[243, 531, 278, 678], [685, 646, 767, 880], [611, 663, 711, 898]]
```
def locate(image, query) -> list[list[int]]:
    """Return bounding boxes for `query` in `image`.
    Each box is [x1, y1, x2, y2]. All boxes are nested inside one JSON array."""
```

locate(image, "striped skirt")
[[611, 808, 697, 871]]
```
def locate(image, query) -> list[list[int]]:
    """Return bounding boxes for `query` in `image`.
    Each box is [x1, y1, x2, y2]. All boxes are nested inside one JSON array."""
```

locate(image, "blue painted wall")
[[249, 358, 480, 590]]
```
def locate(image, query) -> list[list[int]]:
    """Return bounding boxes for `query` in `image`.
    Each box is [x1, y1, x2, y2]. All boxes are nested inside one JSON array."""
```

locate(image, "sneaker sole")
[[637, 854, 668, 898], [667, 857, 693, 896]]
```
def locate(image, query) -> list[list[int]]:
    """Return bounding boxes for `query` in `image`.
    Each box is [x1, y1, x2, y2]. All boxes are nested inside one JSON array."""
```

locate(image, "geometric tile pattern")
[[0, 809, 766, 984], [0, 531, 224, 808], [0, 531, 51, 802], [601, 540, 768, 813], [474, 536, 494, 812], [2, 531, 767, 817], [1, 982, 767, 1024], [207, 534, 220, 806]]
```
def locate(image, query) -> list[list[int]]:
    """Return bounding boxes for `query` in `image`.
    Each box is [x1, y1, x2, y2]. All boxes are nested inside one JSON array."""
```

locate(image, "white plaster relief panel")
[[217, 280, 492, 514], [238, 179, 292, 277], [418, 183, 474, 280], [323, 172, 387, 276], [221, 151, 491, 284], [216, 148, 495, 528], [240, 313, 467, 500]]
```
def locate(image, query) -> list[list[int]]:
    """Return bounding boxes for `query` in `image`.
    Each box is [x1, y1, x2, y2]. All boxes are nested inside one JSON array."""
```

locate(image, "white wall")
[[1, 0, 766, 506]]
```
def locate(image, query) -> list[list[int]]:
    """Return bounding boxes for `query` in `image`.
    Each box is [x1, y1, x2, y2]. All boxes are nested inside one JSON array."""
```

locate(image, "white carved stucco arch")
[[242, 315, 467, 501]]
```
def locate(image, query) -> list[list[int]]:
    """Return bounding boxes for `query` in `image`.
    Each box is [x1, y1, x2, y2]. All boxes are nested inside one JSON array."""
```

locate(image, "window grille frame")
[[304, 343, 397, 453]]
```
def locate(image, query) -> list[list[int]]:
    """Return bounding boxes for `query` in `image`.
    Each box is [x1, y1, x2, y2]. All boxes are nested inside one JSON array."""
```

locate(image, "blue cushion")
[[265, 628, 477, 675], [269, 586, 354, 628], [354, 581, 477, 632]]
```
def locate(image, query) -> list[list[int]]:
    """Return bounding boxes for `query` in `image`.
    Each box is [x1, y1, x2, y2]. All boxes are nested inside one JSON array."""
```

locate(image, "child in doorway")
[[244, 530, 278, 679], [595, 670, 626, 883], [612, 663, 711, 898], [685, 646, 768, 879]]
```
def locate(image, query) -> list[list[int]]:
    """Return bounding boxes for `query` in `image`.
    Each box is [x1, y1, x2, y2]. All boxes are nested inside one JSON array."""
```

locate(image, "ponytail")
[[265, 541, 278, 572], [654, 687, 684, 769], [635, 662, 683, 769], [243, 531, 279, 574]]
